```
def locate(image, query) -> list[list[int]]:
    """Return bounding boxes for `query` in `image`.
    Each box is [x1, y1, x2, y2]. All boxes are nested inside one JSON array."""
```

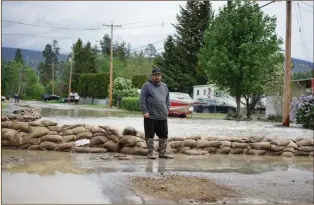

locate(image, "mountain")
[[1, 47, 69, 69], [291, 57, 314, 74]]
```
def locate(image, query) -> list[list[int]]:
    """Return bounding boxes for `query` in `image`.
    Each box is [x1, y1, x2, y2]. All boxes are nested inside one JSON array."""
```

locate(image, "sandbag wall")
[[1, 120, 313, 158]]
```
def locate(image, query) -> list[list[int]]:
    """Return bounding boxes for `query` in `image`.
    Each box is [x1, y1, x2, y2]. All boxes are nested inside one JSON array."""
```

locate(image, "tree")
[[14, 49, 24, 65], [112, 77, 139, 101], [144, 44, 157, 61], [100, 34, 111, 56], [199, 0, 283, 119]]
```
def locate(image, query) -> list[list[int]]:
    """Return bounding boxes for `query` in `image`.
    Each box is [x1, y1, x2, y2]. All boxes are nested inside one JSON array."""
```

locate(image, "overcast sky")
[[2, 1, 313, 62]]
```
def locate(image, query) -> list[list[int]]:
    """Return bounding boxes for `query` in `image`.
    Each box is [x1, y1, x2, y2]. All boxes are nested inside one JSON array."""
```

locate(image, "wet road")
[[2, 149, 314, 204]]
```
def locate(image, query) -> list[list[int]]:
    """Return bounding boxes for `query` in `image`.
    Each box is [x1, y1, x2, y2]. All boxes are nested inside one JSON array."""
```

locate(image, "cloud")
[[2, 1, 313, 61]]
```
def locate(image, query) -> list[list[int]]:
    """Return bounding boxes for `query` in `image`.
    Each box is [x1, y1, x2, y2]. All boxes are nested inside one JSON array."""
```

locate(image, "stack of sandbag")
[[1, 107, 42, 122], [169, 136, 208, 155], [118, 126, 148, 156]]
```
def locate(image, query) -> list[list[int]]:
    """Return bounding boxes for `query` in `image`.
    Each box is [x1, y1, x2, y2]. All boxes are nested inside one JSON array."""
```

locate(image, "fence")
[[78, 97, 108, 105]]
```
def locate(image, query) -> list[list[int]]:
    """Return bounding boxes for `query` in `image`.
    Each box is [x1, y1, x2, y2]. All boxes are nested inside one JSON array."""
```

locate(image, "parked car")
[[2, 96, 6, 102], [168, 92, 197, 117], [194, 97, 236, 113], [62, 92, 80, 104], [43, 94, 61, 101]]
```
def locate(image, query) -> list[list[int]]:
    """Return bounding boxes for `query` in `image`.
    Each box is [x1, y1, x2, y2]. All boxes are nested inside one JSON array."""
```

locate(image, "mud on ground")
[[131, 173, 237, 203]]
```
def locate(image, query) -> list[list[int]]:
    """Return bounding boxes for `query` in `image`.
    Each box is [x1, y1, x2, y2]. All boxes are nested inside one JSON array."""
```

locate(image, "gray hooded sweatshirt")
[[140, 79, 170, 120]]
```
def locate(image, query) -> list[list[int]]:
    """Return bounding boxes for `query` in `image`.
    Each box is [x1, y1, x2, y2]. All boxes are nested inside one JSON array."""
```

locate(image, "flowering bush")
[[290, 95, 314, 130]]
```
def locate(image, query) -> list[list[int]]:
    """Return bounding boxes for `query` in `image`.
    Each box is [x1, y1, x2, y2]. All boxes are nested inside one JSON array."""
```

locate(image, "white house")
[[192, 84, 216, 99]]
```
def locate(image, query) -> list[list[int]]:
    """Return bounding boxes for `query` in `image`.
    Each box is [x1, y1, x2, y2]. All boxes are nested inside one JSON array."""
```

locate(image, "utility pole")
[[68, 52, 74, 104], [52, 61, 55, 95], [282, 0, 292, 127], [103, 22, 122, 108]]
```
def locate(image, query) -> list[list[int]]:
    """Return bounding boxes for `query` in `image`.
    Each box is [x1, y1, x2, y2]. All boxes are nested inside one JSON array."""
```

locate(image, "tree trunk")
[[236, 94, 241, 120], [246, 98, 252, 120]]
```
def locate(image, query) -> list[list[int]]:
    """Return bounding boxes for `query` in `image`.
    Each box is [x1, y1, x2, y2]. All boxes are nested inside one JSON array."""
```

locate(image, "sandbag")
[[231, 142, 248, 149], [90, 147, 108, 153], [22, 137, 40, 145], [11, 135, 22, 146], [90, 136, 108, 147], [265, 151, 282, 156], [205, 136, 218, 141], [59, 129, 74, 136], [249, 136, 264, 142], [62, 123, 84, 130], [249, 142, 271, 150], [29, 121, 45, 127], [2, 140, 11, 146], [107, 135, 119, 143], [271, 145, 286, 152], [28, 127, 49, 138], [281, 152, 294, 157], [84, 124, 94, 132], [296, 139, 314, 147], [130, 147, 148, 156], [2, 121, 13, 128], [186, 136, 201, 141], [283, 147, 295, 153], [171, 137, 185, 141], [136, 131, 145, 139], [41, 135, 63, 143], [72, 126, 88, 135], [220, 141, 231, 148], [54, 142, 75, 151], [294, 137, 304, 142], [122, 126, 137, 136], [169, 141, 183, 149], [178, 146, 190, 153], [41, 120, 57, 126], [182, 139, 196, 148], [217, 137, 231, 141], [230, 137, 244, 143], [118, 135, 141, 147], [287, 141, 298, 149], [216, 147, 231, 154], [294, 151, 309, 156], [183, 149, 208, 155], [120, 147, 132, 154], [246, 149, 266, 156], [93, 132, 107, 137], [12, 121, 29, 133], [19, 143, 31, 149], [62, 135, 76, 143], [135, 141, 147, 149], [203, 147, 217, 153], [103, 139, 118, 152], [48, 131, 58, 135], [274, 139, 290, 147], [48, 126, 60, 132], [298, 146, 314, 152], [39, 141, 58, 150], [72, 147, 90, 153], [230, 148, 243, 154], [27, 145, 40, 150], [76, 131, 93, 140], [2, 128, 18, 141], [196, 140, 211, 149], [207, 141, 222, 148]]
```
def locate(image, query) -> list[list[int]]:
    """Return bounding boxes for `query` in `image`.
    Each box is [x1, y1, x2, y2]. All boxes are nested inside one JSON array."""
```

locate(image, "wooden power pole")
[[103, 22, 122, 108], [68, 52, 74, 104], [52, 61, 55, 95], [282, 0, 292, 126]]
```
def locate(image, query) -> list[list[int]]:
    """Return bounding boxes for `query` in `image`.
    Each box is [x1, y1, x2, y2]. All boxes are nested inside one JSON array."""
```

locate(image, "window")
[[204, 89, 206, 95], [197, 90, 199, 95]]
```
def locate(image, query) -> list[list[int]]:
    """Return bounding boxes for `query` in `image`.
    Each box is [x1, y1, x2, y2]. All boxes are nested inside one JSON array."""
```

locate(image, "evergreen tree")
[[14, 48, 24, 65]]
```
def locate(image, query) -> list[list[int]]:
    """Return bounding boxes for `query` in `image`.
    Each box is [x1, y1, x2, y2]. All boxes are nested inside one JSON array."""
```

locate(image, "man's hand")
[[143, 113, 149, 118]]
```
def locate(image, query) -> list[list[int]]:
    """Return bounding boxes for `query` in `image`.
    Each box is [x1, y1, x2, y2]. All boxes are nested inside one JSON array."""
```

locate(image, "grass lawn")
[[187, 113, 227, 119]]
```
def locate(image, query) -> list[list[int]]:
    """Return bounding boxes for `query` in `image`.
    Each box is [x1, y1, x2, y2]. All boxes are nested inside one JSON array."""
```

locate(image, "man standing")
[[140, 67, 173, 159]]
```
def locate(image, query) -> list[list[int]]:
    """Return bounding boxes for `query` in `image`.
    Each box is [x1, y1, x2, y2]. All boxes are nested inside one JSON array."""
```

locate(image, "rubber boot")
[[146, 138, 156, 159], [159, 138, 174, 159]]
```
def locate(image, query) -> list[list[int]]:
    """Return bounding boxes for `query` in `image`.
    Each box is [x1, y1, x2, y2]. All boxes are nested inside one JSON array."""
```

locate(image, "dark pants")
[[144, 118, 168, 139]]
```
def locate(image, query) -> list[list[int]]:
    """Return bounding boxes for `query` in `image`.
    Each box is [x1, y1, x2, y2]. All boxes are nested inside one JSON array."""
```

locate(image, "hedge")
[[121, 97, 141, 111], [78, 72, 110, 98], [132, 75, 148, 89]]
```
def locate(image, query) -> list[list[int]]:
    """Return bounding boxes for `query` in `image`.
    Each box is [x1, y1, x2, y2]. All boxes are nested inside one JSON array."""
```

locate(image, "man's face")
[[152, 73, 162, 83]]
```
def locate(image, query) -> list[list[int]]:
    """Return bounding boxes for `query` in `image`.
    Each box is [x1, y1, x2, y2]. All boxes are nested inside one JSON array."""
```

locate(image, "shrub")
[[121, 97, 141, 111], [132, 75, 148, 89], [291, 95, 314, 130], [112, 77, 139, 101], [78, 73, 110, 98], [267, 114, 282, 122]]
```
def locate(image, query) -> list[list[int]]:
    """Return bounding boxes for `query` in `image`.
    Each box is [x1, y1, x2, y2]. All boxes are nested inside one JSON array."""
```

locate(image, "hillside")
[[291, 57, 314, 74]]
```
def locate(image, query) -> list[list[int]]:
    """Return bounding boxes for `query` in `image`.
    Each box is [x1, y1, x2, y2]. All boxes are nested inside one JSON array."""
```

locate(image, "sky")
[[2, 1, 313, 62]]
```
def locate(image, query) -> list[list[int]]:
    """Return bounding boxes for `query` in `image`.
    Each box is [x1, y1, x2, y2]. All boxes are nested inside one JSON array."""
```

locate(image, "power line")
[[297, 4, 313, 13], [295, 2, 310, 62], [300, 1, 313, 8]]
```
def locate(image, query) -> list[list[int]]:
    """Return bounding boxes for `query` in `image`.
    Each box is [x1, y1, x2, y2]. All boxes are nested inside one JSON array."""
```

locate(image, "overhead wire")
[[295, 2, 310, 62]]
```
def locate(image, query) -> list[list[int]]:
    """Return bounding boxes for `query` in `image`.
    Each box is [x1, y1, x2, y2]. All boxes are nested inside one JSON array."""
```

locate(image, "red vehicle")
[[168, 92, 198, 117]]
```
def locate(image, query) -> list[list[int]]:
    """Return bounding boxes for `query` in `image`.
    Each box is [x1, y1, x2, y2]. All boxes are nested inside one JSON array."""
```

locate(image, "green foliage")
[[14, 48, 24, 64], [25, 83, 45, 100], [292, 71, 314, 80], [293, 95, 314, 130], [112, 77, 139, 101], [121, 97, 141, 111], [78, 72, 110, 99], [132, 75, 148, 89], [1, 61, 20, 97]]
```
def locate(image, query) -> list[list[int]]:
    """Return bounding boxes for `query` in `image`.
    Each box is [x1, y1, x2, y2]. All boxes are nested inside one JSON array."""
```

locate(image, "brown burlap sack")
[[28, 127, 49, 138], [281, 151, 294, 157], [102, 140, 118, 152], [120, 147, 132, 154], [22, 137, 40, 145], [294, 137, 304, 142], [271, 145, 286, 152], [48, 131, 58, 135], [107, 135, 119, 143], [182, 139, 197, 148], [2, 140, 11, 146], [220, 141, 231, 148], [19, 143, 31, 149], [72, 126, 88, 135], [62, 135, 76, 143], [12, 121, 29, 133], [48, 126, 60, 132], [90, 136, 108, 147], [39, 141, 58, 150], [100, 126, 120, 137], [203, 147, 217, 153], [171, 137, 185, 141], [249, 142, 271, 150], [2, 121, 13, 129], [294, 151, 309, 156], [54, 142, 75, 152], [41, 135, 63, 143], [287, 141, 298, 149], [230, 137, 244, 143], [246, 149, 266, 156], [273, 139, 290, 147], [122, 126, 137, 136], [265, 151, 282, 156], [310, 152, 314, 157], [205, 136, 219, 141], [64, 123, 85, 130], [298, 146, 314, 152], [183, 149, 208, 155], [90, 147, 108, 153], [118, 135, 141, 147], [93, 132, 107, 137], [249, 136, 264, 143], [27, 145, 40, 150], [72, 147, 91, 153], [59, 128, 74, 136], [11, 135, 22, 146], [169, 141, 183, 149], [130, 147, 148, 156], [178, 146, 190, 153], [84, 124, 94, 132], [207, 141, 222, 148], [217, 137, 231, 141], [283, 147, 296, 153], [231, 142, 248, 149], [2, 128, 18, 141], [196, 140, 211, 149], [296, 139, 314, 147], [136, 131, 145, 139], [186, 136, 201, 141], [216, 147, 231, 154], [76, 131, 93, 140], [41, 120, 58, 126], [230, 148, 243, 154], [135, 141, 147, 149]]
